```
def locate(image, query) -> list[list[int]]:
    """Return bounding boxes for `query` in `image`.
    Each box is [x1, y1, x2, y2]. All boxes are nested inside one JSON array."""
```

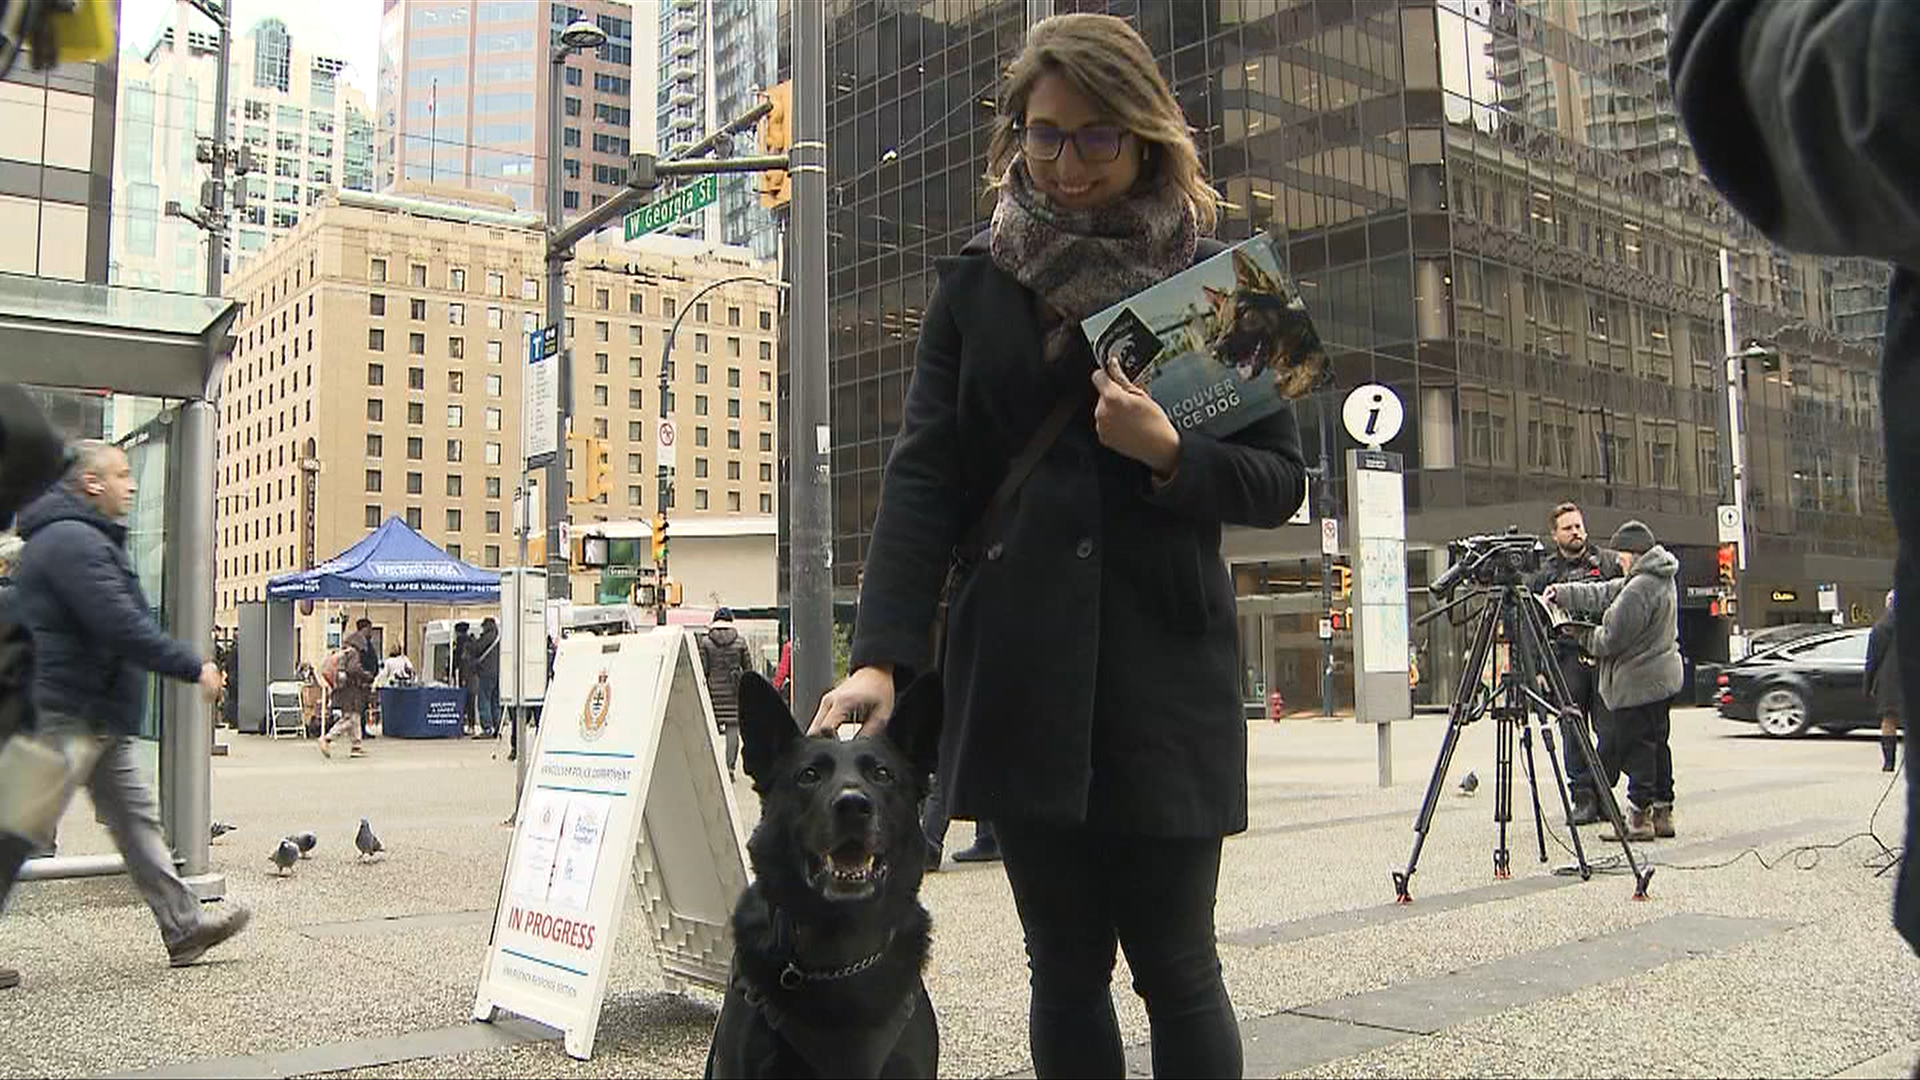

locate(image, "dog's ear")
[[737, 671, 800, 787], [883, 671, 942, 785]]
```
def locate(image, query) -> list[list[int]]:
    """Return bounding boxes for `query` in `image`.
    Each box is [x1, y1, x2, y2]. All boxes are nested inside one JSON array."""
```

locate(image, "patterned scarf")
[[989, 158, 1198, 361]]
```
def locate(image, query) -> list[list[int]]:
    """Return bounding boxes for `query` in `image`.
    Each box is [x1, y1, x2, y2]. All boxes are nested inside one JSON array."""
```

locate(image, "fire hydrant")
[[1267, 689, 1285, 722]]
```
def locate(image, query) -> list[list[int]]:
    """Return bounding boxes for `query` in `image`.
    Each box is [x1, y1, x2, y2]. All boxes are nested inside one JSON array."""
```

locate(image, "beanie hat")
[[1610, 520, 1656, 555], [713, 607, 734, 623]]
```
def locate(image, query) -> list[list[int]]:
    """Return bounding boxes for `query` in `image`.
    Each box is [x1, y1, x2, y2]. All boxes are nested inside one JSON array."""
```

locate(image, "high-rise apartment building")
[[791, 0, 1896, 711], [214, 184, 779, 621], [651, 0, 779, 258], [376, 0, 641, 217], [112, 7, 377, 293]]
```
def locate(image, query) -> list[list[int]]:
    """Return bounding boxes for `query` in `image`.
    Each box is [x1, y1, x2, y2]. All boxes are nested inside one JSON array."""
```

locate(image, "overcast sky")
[[120, 0, 383, 96]]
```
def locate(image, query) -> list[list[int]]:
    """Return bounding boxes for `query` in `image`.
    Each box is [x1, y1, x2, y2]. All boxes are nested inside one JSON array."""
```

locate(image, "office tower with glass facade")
[[655, 0, 780, 258], [791, 0, 1895, 712], [113, 7, 378, 292], [377, 0, 639, 216]]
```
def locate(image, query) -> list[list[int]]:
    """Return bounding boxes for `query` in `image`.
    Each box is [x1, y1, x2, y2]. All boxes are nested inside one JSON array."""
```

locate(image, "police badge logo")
[[580, 671, 613, 741]]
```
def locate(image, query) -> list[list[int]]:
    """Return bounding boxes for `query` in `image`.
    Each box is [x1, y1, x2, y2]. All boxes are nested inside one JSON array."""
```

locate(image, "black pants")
[[919, 774, 994, 850], [1598, 696, 1674, 810], [1555, 653, 1606, 799], [1884, 274, 1920, 955], [995, 819, 1240, 1079]]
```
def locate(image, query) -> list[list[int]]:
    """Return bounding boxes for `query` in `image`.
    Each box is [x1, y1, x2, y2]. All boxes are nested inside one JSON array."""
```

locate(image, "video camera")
[[1428, 526, 1547, 598]]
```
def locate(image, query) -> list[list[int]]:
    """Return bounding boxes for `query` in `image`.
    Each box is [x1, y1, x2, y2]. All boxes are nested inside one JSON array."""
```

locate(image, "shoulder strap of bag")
[[959, 388, 1085, 556]]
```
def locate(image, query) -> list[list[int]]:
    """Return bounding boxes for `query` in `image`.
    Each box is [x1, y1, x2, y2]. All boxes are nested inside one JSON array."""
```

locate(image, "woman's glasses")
[[1017, 123, 1129, 164]]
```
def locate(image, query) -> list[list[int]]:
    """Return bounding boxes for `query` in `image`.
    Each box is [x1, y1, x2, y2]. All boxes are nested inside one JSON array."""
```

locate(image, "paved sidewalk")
[[0, 711, 1913, 1078]]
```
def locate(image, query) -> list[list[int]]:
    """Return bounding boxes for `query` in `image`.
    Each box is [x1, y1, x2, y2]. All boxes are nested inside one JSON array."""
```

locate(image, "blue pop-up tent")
[[267, 516, 500, 603]]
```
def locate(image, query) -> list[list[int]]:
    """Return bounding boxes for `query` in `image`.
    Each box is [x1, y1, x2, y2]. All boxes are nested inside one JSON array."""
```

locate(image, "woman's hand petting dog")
[[810, 664, 896, 737], [1091, 357, 1181, 480]]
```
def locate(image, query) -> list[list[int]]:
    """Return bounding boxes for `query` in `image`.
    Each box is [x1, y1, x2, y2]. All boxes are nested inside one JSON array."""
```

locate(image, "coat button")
[[985, 542, 1004, 561], [1075, 538, 1093, 559]]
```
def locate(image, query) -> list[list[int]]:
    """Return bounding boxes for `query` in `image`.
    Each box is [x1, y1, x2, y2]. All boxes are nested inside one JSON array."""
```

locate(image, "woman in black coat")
[[810, 15, 1304, 1078], [1867, 590, 1902, 772]]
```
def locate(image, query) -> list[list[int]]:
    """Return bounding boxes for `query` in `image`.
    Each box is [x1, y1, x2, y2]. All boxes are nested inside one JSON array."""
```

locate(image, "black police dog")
[[704, 671, 940, 1079]]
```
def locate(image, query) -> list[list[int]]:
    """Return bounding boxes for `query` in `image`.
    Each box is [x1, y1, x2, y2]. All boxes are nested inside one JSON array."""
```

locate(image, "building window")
[[366, 399, 383, 421], [727, 429, 740, 450], [448, 404, 464, 428], [695, 458, 709, 479], [758, 401, 771, 420], [447, 474, 464, 497], [629, 389, 642, 409], [369, 293, 385, 315], [759, 310, 772, 331], [485, 545, 500, 567], [727, 306, 741, 327], [409, 367, 425, 390], [370, 258, 387, 282], [629, 420, 644, 440], [695, 363, 709, 384], [407, 436, 423, 460], [365, 469, 382, 492], [726, 461, 741, 480], [369, 328, 385, 351], [486, 374, 502, 396], [449, 302, 466, 326], [593, 385, 608, 406], [485, 407, 501, 431], [408, 333, 425, 355], [760, 493, 772, 513], [695, 395, 709, 416], [487, 341, 503, 363], [366, 504, 382, 527], [727, 399, 741, 419], [484, 442, 503, 465], [408, 402, 425, 424], [695, 489, 709, 510], [447, 439, 464, 463], [449, 337, 465, 359], [727, 491, 741, 512], [406, 471, 423, 494], [759, 371, 771, 391], [727, 337, 740, 358], [367, 434, 383, 458], [406, 507, 422, 529], [695, 333, 709, 353], [450, 268, 466, 291], [760, 432, 772, 452], [629, 485, 642, 505], [694, 426, 708, 447], [447, 509, 462, 532], [628, 453, 643, 473], [410, 264, 427, 287], [367, 362, 384, 386], [727, 368, 741, 388], [410, 298, 426, 321], [629, 292, 643, 314], [759, 462, 772, 482]]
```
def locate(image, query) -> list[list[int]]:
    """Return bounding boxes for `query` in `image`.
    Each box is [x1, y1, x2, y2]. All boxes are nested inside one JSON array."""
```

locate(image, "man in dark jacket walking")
[[1668, 0, 1920, 953], [5, 441, 249, 970], [471, 616, 501, 738], [1866, 591, 1901, 773], [697, 608, 754, 777], [1528, 502, 1622, 824], [1545, 521, 1683, 843]]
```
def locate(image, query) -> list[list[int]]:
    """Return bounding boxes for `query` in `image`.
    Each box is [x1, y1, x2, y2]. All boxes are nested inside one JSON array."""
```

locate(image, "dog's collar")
[[770, 907, 897, 990]]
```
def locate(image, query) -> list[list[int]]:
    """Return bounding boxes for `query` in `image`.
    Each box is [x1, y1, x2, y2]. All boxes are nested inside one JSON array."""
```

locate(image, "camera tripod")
[[1393, 581, 1654, 903]]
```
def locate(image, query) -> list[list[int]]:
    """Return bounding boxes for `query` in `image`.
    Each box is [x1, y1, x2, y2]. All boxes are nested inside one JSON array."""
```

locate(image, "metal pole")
[[164, 401, 218, 885], [1718, 248, 1747, 652], [204, 1, 229, 298], [789, 0, 832, 718], [1318, 393, 1334, 717], [545, 47, 572, 603]]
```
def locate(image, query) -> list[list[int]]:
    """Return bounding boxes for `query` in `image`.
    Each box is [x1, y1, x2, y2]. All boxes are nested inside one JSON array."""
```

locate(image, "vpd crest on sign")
[[580, 670, 613, 741]]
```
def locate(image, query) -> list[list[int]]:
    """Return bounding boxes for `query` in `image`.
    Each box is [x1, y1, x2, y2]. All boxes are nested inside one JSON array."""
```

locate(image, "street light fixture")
[[559, 19, 609, 53]]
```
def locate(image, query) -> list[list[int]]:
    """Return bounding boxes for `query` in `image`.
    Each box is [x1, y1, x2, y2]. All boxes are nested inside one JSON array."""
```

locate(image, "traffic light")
[[1716, 542, 1737, 593], [585, 437, 611, 504], [1337, 565, 1352, 598], [651, 513, 670, 564], [759, 81, 792, 210]]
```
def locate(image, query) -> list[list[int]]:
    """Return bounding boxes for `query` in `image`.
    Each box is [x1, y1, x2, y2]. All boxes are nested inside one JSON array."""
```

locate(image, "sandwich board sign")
[[472, 626, 750, 1060]]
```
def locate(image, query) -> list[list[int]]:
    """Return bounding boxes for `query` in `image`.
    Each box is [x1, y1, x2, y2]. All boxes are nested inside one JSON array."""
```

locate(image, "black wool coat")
[[851, 232, 1307, 838]]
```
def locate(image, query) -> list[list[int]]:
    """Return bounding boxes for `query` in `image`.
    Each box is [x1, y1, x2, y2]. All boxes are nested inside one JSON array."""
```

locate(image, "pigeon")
[[210, 821, 237, 841], [1459, 771, 1480, 796], [269, 839, 299, 876], [354, 818, 385, 860], [289, 832, 318, 859]]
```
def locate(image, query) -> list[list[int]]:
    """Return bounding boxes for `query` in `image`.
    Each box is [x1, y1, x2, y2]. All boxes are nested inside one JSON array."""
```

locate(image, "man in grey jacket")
[[1669, 0, 1919, 954], [1544, 521, 1682, 843]]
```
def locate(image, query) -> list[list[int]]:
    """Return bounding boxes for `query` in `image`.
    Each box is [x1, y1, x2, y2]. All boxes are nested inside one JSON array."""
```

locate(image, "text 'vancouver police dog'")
[[704, 672, 941, 1079]]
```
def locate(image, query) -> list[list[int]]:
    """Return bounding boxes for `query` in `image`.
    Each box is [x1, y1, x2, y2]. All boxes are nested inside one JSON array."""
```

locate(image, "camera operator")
[[1526, 502, 1621, 825], [1543, 521, 1683, 843]]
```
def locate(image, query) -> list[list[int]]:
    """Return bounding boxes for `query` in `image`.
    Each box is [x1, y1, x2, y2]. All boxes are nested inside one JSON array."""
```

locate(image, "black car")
[[1715, 627, 1873, 737]]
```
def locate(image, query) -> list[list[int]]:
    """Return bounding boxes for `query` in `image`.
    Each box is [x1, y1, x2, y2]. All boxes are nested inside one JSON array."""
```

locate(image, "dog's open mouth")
[[807, 840, 889, 900]]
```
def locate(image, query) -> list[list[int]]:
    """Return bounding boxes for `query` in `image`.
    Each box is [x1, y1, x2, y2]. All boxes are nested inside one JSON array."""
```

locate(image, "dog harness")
[[733, 909, 919, 1077]]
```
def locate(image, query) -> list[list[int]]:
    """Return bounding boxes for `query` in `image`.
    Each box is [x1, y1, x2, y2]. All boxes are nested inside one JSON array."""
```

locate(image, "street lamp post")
[[654, 274, 787, 625], [543, 19, 611, 605]]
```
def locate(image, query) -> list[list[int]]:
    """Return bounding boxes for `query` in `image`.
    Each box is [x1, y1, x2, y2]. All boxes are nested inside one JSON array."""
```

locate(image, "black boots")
[[1569, 790, 1603, 826], [1883, 735, 1899, 773]]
